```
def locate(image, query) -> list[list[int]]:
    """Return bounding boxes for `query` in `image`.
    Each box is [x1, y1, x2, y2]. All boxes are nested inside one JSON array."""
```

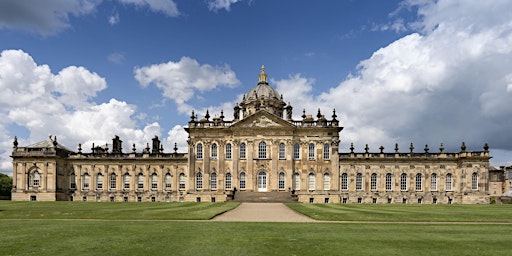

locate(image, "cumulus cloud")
[[133, 0, 512, 166], [208, 0, 241, 12], [134, 56, 240, 113], [0, 49, 179, 175], [273, 0, 512, 163], [0, 0, 179, 35]]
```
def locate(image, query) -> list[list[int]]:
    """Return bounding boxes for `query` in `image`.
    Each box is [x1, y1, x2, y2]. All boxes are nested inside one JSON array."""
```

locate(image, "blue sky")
[[1, 0, 512, 175]]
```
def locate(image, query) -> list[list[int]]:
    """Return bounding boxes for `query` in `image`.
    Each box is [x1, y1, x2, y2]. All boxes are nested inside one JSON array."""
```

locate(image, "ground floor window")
[[240, 172, 246, 190], [278, 172, 285, 190], [225, 173, 232, 190]]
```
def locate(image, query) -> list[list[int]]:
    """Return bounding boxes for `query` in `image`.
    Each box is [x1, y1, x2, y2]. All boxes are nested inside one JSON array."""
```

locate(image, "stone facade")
[[11, 66, 493, 204]]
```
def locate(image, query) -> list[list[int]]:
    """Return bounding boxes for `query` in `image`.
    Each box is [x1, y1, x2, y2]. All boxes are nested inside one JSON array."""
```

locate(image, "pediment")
[[231, 110, 295, 129]]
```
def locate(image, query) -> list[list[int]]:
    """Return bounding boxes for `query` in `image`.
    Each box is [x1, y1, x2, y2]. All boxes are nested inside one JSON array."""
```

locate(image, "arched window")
[[137, 174, 144, 189], [472, 172, 478, 190], [308, 144, 315, 160], [83, 173, 90, 189], [225, 173, 232, 190], [341, 173, 348, 190], [211, 143, 218, 159], [165, 173, 172, 190], [31, 170, 41, 187], [356, 173, 363, 190], [446, 173, 453, 191], [258, 141, 267, 159], [278, 172, 285, 190], [323, 144, 330, 160], [400, 173, 407, 191], [123, 173, 130, 189], [293, 172, 300, 190], [323, 173, 330, 190], [196, 172, 203, 190], [240, 143, 246, 159], [225, 144, 232, 160], [211, 172, 217, 190], [151, 173, 158, 190], [370, 173, 377, 190], [308, 173, 315, 190], [293, 143, 300, 160], [110, 173, 117, 189], [279, 143, 286, 160], [416, 173, 422, 191], [240, 172, 246, 190], [179, 173, 185, 190], [70, 173, 76, 189], [431, 173, 438, 191], [96, 173, 103, 189], [196, 143, 203, 159], [385, 173, 392, 191]]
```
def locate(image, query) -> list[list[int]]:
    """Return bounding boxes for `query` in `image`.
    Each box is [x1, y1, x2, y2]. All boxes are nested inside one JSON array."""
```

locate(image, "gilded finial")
[[258, 65, 268, 84]]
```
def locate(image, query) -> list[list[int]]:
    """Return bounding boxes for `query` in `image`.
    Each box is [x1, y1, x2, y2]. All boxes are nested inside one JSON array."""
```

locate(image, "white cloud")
[[108, 8, 120, 25], [0, 0, 100, 35], [119, 0, 179, 17], [107, 52, 125, 64], [0, 0, 179, 35], [0, 49, 179, 175], [134, 56, 240, 113], [258, 0, 512, 160], [208, 0, 241, 12]]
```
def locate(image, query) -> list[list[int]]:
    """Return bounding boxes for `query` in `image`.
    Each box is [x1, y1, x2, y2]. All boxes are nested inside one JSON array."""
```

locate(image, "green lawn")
[[0, 201, 240, 220], [1, 220, 511, 256], [286, 203, 512, 222], [1, 202, 512, 255]]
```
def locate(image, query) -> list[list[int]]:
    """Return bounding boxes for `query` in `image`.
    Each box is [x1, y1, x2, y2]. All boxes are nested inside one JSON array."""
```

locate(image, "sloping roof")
[[26, 139, 73, 152]]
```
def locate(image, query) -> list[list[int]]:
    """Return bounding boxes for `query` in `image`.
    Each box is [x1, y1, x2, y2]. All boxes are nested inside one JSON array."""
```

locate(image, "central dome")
[[245, 65, 281, 100]]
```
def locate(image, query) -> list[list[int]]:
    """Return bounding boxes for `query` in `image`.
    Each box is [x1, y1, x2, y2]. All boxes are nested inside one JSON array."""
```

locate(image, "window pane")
[[110, 174, 117, 189], [240, 172, 246, 190], [211, 173, 217, 190], [211, 143, 218, 159], [293, 173, 300, 190], [308, 173, 315, 190], [323, 144, 330, 160], [386, 173, 392, 191], [400, 173, 407, 191], [179, 173, 185, 190], [341, 173, 348, 190], [226, 144, 232, 159], [196, 144, 203, 159], [323, 173, 330, 190], [293, 144, 300, 160], [356, 173, 362, 190], [279, 172, 285, 190], [415, 173, 422, 191], [258, 142, 267, 159], [279, 143, 286, 159], [196, 172, 203, 189], [225, 173, 232, 190], [308, 144, 315, 160], [446, 173, 452, 191], [371, 173, 377, 190], [472, 172, 478, 190], [240, 143, 246, 159], [431, 173, 437, 191]]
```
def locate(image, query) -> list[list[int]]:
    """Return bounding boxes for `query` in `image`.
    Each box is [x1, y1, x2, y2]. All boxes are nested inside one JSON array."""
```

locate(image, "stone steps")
[[231, 191, 297, 203]]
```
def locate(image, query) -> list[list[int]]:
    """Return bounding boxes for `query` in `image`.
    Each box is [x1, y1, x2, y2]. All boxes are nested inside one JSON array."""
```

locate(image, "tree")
[[0, 173, 12, 199]]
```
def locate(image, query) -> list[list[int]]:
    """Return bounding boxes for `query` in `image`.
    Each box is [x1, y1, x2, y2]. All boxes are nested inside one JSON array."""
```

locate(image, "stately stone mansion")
[[11, 66, 494, 204]]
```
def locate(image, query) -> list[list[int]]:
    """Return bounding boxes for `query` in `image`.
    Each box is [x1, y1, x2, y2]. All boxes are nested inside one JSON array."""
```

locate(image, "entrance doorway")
[[257, 171, 267, 192]]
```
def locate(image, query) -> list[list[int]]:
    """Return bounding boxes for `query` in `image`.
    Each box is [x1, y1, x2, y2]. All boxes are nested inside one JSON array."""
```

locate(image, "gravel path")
[[212, 203, 316, 222]]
